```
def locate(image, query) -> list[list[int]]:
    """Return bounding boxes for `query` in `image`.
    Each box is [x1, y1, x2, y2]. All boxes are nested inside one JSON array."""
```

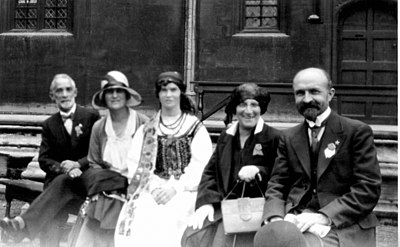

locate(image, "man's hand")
[[68, 167, 82, 178], [188, 204, 214, 230], [238, 165, 261, 182], [60, 160, 80, 174], [284, 212, 330, 232], [151, 187, 177, 205]]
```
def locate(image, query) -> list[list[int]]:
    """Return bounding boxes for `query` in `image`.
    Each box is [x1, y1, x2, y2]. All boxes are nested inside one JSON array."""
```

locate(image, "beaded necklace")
[[160, 112, 184, 129], [159, 113, 187, 145]]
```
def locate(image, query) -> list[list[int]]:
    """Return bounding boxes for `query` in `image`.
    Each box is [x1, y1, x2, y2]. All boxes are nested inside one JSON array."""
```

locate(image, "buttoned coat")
[[182, 119, 280, 247], [38, 105, 100, 186], [263, 111, 381, 247], [196, 118, 281, 210]]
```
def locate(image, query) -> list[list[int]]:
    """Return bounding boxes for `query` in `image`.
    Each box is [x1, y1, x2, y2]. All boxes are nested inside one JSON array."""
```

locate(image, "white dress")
[[115, 113, 213, 247]]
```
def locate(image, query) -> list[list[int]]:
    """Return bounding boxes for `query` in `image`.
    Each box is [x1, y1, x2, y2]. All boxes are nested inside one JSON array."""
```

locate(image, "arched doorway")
[[336, 0, 397, 124]]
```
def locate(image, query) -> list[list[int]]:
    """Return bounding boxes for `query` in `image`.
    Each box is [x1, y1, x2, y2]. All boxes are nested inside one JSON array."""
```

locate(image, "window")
[[13, 0, 72, 31], [242, 0, 280, 33]]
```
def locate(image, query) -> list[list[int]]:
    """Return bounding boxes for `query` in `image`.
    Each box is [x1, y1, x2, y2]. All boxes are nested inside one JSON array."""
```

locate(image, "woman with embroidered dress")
[[182, 83, 281, 247], [114, 71, 213, 247], [72, 71, 149, 247]]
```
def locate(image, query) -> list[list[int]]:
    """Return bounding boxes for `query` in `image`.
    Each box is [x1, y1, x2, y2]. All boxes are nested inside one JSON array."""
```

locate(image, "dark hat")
[[92, 71, 142, 109], [225, 83, 270, 115], [254, 221, 323, 247]]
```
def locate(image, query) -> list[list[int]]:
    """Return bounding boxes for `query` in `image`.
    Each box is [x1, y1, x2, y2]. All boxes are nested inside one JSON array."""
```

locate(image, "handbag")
[[221, 180, 265, 234]]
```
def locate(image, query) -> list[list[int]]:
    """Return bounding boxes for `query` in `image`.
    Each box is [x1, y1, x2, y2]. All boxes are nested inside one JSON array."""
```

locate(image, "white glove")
[[238, 165, 261, 182], [283, 213, 297, 224], [188, 204, 214, 230]]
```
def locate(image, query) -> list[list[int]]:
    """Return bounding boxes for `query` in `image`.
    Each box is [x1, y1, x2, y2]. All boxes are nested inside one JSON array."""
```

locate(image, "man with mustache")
[[254, 68, 381, 247]]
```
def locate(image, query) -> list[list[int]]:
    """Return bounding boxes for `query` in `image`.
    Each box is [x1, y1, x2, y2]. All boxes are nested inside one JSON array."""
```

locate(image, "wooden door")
[[337, 0, 397, 124]]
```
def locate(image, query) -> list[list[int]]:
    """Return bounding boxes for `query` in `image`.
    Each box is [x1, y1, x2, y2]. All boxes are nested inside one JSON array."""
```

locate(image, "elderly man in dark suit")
[[254, 68, 381, 247], [0, 74, 100, 247]]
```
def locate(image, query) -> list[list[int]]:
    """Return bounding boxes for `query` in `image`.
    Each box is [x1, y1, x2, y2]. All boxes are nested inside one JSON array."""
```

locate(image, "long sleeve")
[[194, 150, 222, 209], [318, 124, 381, 228], [38, 121, 62, 176], [194, 131, 228, 210], [262, 134, 291, 221], [87, 120, 105, 169]]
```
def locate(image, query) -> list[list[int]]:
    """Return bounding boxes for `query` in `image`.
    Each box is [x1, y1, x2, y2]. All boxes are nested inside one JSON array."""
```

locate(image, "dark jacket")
[[263, 111, 381, 247], [195, 118, 281, 210], [38, 105, 100, 186]]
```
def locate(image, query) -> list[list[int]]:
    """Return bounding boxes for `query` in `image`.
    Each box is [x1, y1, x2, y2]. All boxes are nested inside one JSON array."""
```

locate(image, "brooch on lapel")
[[75, 123, 83, 137], [252, 143, 264, 156], [324, 141, 339, 159]]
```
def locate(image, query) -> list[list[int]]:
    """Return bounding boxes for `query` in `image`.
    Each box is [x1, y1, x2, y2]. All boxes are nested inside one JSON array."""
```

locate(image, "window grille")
[[244, 0, 279, 31], [13, 0, 72, 31]]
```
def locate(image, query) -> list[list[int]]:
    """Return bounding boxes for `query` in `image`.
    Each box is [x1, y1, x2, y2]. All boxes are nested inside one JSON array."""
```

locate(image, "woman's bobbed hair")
[[225, 83, 271, 116]]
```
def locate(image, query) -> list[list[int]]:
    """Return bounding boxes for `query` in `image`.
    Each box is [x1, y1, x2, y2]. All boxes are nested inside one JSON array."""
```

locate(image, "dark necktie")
[[310, 126, 323, 154], [61, 113, 74, 122], [309, 118, 327, 154]]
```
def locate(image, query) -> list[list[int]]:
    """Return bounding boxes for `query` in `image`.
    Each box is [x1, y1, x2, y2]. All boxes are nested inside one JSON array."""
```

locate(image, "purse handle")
[[223, 176, 265, 200]]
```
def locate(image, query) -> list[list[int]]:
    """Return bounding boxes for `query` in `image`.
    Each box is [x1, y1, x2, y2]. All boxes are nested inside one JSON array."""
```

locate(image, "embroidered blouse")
[[126, 112, 213, 193]]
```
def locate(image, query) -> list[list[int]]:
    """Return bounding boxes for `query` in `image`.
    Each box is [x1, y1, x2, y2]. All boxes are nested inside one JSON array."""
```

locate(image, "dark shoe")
[[0, 217, 26, 243]]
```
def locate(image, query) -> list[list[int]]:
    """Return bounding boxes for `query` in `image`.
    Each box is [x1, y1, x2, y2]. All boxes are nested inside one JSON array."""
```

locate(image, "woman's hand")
[[238, 165, 261, 182], [151, 187, 177, 205], [188, 204, 214, 230]]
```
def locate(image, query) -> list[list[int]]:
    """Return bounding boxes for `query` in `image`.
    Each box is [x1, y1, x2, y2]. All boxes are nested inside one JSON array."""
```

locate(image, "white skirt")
[[115, 191, 197, 247]]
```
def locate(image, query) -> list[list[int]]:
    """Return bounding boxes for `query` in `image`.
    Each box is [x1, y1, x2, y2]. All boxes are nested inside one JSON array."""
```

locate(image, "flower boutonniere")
[[253, 143, 264, 156], [75, 123, 83, 137], [324, 141, 339, 159]]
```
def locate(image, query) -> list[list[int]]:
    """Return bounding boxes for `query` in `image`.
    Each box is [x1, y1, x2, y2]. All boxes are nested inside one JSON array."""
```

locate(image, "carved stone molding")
[[184, 0, 197, 95]]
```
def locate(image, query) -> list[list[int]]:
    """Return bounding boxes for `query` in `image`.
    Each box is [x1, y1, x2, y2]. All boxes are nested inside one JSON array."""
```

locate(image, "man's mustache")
[[298, 101, 320, 111]]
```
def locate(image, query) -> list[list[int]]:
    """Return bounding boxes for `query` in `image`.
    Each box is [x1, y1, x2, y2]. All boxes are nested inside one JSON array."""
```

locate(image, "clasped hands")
[[151, 187, 177, 205], [60, 160, 81, 178], [189, 165, 260, 230]]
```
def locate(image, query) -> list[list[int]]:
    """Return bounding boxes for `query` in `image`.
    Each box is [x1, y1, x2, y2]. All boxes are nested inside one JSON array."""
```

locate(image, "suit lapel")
[[70, 106, 81, 146], [54, 112, 70, 144], [317, 112, 346, 180], [219, 134, 233, 195], [292, 123, 312, 179]]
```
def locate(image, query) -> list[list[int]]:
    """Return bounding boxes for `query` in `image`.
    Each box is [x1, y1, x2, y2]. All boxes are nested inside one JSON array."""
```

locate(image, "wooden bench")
[[0, 126, 43, 218], [0, 178, 43, 218], [0, 149, 43, 218]]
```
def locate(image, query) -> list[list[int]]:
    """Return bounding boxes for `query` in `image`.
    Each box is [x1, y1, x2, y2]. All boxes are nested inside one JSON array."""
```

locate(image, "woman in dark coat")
[[183, 83, 282, 247]]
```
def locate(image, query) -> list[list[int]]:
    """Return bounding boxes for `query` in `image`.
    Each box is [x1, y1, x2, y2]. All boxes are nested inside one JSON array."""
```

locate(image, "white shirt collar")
[[306, 107, 331, 128], [60, 103, 76, 116], [226, 117, 265, 136]]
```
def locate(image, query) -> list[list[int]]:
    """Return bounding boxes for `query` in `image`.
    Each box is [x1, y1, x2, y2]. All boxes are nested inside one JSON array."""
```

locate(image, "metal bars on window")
[[244, 0, 279, 30], [13, 0, 71, 31], [15, 0, 38, 29]]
